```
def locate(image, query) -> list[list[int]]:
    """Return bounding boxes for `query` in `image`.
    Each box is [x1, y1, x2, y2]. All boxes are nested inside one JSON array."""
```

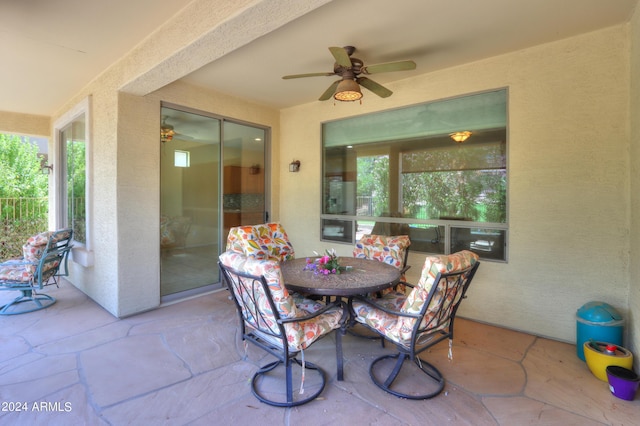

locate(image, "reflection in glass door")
[[222, 121, 266, 240], [160, 106, 221, 297]]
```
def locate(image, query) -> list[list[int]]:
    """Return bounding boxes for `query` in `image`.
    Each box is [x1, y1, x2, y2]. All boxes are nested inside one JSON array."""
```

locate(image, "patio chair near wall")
[[219, 250, 346, 407], [0, 228, 73, 315], [349, 250, 479, 399], [225, 222, 295, 262]]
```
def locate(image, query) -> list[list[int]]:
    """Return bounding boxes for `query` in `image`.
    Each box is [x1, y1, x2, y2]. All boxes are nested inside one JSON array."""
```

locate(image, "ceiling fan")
[[282, 46, 416, 102], [161, 116, 193, 143]]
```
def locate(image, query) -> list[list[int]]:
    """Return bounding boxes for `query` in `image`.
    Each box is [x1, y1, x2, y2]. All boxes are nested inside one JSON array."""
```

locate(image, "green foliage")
[[357, 151, 506, 223], [356, 156, 389, 215], [1, 218, 48, 259], [0, 133, 49, 259], [66, 139, 87, 244], [0, 133, 48, 198]]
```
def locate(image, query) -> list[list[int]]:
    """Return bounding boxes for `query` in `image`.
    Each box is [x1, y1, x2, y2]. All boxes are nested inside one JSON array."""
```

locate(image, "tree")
[[0, 133, 49, 258], [0, 133, 48, 198], [357, 155, 389, 215]]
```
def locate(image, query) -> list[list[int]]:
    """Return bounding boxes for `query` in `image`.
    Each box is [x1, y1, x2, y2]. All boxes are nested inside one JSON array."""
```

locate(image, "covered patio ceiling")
[[1, 0, 637, 116]]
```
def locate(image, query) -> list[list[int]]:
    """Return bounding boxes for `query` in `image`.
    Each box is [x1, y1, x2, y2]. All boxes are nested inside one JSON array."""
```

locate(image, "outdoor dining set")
[[0, 222, 480, 408], [219, 222, 480, 407]]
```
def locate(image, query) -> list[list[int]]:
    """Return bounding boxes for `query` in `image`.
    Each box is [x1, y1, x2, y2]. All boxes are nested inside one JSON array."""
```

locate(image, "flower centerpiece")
[[304, 248, 343, 275]]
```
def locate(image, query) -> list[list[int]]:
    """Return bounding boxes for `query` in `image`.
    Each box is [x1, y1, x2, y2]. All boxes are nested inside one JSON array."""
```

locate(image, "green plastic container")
[[576, 301, 624, 361]]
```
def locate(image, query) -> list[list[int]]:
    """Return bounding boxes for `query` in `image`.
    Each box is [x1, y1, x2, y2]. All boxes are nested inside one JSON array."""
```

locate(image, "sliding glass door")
[[222, 121, 266, 240], [160, 105, 267, 299]]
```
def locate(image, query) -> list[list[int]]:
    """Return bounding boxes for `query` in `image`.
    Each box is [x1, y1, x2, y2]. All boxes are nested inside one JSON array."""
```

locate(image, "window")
[[55, 97, 92, 265], [321, 89, 508, 261], [60, 117, 86, 244], [174, 150, 190, 167]]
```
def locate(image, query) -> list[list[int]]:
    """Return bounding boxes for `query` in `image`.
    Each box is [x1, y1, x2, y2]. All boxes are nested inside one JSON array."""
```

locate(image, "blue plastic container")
[[576, 301, 624, 361]]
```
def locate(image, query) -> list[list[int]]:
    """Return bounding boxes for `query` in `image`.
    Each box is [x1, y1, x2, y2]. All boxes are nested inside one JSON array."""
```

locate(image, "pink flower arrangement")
[[304, 249, 342, 275]]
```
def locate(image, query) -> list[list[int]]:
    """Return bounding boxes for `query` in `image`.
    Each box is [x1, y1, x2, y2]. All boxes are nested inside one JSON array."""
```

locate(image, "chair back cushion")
[[219, 250, 342, 351], [226, 222, 295, 261], [219, 250, 298, 322], [397, 250, 479, 341], [353, 234, 410, 271]]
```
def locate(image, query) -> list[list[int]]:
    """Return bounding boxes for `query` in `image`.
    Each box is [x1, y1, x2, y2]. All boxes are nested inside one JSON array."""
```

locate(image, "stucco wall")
[[0, 111, 50, 137], [112, 81, 280, 317], [43, 0, 305, 317], [280, 25, 632, 343]]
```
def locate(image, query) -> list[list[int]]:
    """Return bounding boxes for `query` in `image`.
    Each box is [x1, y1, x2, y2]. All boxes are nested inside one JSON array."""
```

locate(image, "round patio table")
[[280, 257, 400, 297], [281, 256, 401, 381]]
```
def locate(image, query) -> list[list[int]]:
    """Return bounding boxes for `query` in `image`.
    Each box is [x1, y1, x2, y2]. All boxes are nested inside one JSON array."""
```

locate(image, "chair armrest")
[[279, 300, 347, 325], [349, 295, 421, 320]]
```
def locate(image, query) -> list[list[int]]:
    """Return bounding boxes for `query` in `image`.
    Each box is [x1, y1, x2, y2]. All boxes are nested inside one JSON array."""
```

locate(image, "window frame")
[[53, 96, 93, 266]]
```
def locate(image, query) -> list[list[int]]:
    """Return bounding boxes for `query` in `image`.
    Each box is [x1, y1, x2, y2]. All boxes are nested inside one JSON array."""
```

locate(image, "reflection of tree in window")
[[357, 156, 388, 216], [401, 142, 506, 223], [63, 125, 86, 244]]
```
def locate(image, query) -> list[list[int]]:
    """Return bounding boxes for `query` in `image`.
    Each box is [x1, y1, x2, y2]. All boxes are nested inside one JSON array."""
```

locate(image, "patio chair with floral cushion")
[[349, 250, 479, 399], [352, 234, 411, 295], [219, 250, 347, 407], [0, 228, 73, 315], [225, 222, 295, 262]]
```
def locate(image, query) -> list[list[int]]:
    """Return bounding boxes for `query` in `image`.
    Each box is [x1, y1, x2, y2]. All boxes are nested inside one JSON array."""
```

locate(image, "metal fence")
[[0, 197, 48, 259]]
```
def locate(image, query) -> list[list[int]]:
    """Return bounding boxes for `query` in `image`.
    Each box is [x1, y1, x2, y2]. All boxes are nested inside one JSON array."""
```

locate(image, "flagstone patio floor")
[[0, 280, 638, 425]]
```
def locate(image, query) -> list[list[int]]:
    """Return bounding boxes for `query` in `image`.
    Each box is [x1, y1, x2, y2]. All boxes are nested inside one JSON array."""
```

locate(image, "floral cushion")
[[219, 250, 341, 351], [1, 229, 71, 283], [226, 222, 295, 261], [352, 250, 479, 346], [353, 234, 410, 270], [353, 234, 410, 294], [160, 215, 176, 246], [0, 259, 32, 283]]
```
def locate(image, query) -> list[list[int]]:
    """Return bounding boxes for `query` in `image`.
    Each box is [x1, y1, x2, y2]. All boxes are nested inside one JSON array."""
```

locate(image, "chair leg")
[[336, 327, 344, 381], [251, 358, 327, 407], [369, 352, 445, 400], [0, 289, 56, 315]]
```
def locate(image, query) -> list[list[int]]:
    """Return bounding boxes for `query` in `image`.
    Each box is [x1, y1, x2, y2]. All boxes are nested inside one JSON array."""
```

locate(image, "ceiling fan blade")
[[329, 46, 352, 68], [283, 72, 335, 79], [319, 80, 340, 101], [361, 60, 416, 74], [357, 77, 393, 98]]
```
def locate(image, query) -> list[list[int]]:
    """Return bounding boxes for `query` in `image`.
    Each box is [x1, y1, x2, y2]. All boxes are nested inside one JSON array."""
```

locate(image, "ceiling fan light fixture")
[[161, 122, 176, 143], [334, 79, 362, 102], [449, 131, 472, 143]]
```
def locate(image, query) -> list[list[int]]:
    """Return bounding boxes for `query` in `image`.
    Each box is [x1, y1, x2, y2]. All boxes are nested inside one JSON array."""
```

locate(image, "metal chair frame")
[[0, 229, 73, 315], [349, 261, 479, 399], [219, 260, 346, 407]]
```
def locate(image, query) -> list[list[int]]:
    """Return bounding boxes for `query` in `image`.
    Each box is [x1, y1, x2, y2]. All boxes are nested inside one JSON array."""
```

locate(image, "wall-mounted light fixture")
[[449, 131, 472, 143], [289, 160, 301, 172], [41, 162, 53, 174]]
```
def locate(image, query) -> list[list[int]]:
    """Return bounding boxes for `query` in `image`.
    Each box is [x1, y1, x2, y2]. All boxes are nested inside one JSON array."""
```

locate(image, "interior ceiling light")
[[334, 79, 363, 102], [161, 119, 176, 143], [449, 131, 472, 143]]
